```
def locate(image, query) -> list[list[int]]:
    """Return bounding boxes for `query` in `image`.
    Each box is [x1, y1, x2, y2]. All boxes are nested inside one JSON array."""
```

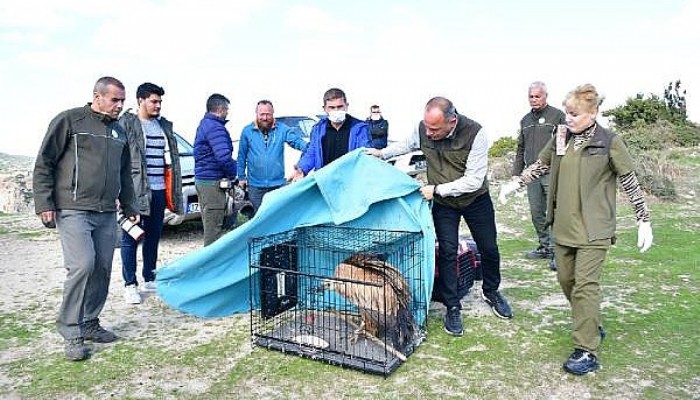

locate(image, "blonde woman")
[[500, 83, 653, 375]]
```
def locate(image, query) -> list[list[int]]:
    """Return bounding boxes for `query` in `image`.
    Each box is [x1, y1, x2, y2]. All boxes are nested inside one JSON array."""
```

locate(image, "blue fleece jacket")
[[296, 116, 371, 174], [237, 121, 308, 188], [193, 113, 237, 181]]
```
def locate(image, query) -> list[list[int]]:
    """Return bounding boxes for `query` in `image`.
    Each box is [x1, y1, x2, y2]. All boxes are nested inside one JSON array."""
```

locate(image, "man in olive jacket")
[[33, 76, 139, 361], [118, 82, 183, 305], [512, 81, 565, 269]]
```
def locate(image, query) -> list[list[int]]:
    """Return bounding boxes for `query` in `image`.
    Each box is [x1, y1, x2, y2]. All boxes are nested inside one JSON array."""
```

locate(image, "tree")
[[602, 93, 669, 129], [664, 80, 687, 125], [603, 80, 689, 128]]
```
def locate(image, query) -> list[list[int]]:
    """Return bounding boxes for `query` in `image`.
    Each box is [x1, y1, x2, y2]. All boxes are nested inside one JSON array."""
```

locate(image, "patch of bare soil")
[[0, 214, 251, 397]]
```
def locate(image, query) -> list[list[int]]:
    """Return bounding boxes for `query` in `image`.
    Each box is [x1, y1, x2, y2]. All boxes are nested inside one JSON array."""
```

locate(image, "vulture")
[[322, 253, 414, 349]]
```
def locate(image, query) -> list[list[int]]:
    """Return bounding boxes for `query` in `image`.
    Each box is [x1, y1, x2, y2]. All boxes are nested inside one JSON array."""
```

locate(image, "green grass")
[[1, 154, 699, 399], [0, 313, 43, 351]]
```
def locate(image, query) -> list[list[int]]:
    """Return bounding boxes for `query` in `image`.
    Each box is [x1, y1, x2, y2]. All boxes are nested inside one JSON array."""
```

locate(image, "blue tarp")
[[156, 149, 435, 319]]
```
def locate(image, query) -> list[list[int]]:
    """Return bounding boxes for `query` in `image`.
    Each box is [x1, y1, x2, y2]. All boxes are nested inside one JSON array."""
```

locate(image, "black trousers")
[[432, 192, 502, 308]]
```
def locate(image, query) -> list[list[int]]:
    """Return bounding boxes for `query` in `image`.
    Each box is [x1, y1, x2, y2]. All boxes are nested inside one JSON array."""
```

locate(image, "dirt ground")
[[0, 213, 502, 398]]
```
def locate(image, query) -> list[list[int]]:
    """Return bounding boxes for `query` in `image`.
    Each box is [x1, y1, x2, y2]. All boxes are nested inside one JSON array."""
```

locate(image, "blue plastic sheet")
[[157, 149, 435, 319]]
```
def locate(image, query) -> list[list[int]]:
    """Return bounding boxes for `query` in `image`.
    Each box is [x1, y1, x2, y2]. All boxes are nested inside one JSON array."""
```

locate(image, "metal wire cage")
[[249, 225, 426, 376]]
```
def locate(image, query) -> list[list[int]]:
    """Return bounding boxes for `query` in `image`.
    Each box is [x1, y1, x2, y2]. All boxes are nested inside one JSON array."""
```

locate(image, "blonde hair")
[[563, 83, 605, 113]]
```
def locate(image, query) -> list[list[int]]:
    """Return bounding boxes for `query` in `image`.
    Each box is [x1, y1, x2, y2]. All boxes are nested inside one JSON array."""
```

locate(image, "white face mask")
[[370, 114, 381, 121], [328, 110, 347, 124]]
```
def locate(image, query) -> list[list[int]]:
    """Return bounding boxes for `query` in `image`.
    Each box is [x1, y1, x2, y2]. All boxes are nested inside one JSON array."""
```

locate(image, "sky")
[[1, 0, 698, 157]]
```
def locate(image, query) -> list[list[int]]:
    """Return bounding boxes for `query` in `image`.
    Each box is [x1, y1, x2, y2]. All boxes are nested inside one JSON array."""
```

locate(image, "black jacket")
[[513, 105, 565, 175], [33, 105, 138, 217]]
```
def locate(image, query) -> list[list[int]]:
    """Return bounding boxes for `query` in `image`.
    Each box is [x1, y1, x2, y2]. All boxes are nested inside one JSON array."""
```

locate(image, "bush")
[[627, 147, 680, 200], [674, 123, 700, 147], [619, 120, 700, 152], [489, 136, 517, 158]]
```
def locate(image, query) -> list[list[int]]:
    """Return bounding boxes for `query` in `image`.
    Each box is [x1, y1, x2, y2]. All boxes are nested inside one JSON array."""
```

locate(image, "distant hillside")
[[0, 152, 34, 214], [0, 152, 34, 173]]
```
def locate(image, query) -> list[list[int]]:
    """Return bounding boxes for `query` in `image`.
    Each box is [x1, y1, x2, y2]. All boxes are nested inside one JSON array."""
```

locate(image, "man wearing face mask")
[[291, 88, 371, 181], [367, 104, 389, 149], [366, 97, 513, 337]]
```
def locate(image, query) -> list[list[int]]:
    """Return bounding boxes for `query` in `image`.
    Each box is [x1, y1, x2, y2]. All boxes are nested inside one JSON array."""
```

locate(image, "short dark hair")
[[94, 76, 124, 94], [256, 99, 273, 109], [136, 82, 165, 100], [425, 96, 457, 120], [206, 93, 230, 113], [323, 88, 346, 106], [370, 105, 380, 110]]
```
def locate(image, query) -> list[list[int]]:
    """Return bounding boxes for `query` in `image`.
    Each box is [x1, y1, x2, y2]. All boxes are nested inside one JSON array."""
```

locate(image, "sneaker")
[[84, 321, 118, 343], [444, 306, 464, 336], [124, 284, 141, 304], [482, 290, 513, 319], [142, 281, 157, 292], [563, 348, 600, 375], [64, 337, 89, 361], [526, 247, 551, 259]]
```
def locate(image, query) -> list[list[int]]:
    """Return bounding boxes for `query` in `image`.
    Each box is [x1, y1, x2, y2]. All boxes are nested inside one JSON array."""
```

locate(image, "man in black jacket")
[[512, 81, 565, 270], [367, 104, 389, 149], [33, 76, 139, 361]]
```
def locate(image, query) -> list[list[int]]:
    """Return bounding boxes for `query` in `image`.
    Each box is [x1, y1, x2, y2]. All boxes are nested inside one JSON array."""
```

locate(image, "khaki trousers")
[[555, 244, 608, 355], [196, 182, 227, 247]]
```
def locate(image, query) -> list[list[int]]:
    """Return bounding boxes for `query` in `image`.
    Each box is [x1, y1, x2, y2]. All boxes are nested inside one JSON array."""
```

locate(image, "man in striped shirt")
[[119, 83, 183, 304]]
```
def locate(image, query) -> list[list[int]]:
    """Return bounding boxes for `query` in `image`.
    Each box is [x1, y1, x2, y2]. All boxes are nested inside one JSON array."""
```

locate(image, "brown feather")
[[329, 254, 411, 338]]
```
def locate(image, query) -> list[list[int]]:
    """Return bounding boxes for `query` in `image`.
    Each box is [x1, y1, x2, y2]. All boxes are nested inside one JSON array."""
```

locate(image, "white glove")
[[499, 179, 522, 205], [637, 221, 653, 253]]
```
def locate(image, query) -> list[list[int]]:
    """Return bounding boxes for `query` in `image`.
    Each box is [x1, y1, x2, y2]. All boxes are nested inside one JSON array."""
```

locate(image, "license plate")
[[188, 202, 200, 213]]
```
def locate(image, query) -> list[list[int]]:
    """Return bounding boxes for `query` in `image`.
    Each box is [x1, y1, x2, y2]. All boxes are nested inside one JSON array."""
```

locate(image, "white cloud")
[[285, 4, 356, 34]]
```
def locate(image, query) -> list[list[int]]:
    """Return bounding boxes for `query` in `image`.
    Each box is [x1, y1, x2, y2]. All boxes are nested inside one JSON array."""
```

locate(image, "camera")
[[219, 178, 236, 190], [118, 213, 145, 241]]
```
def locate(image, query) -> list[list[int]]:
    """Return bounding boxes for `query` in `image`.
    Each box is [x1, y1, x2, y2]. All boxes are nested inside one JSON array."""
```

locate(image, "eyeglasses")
[[371, 111, 381, 114]]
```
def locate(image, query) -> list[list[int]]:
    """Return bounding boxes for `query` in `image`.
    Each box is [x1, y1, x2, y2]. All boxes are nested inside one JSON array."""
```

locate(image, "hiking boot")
[[124, 284, 141, 304], [444, 306, 464, 336], [64, 338, 89, 361], [526, 247, 551, 259], [84, 321, 118, 343], [563, 348, 600, 375], [142, 281, 157, 292], [482, 290, 513, 319]]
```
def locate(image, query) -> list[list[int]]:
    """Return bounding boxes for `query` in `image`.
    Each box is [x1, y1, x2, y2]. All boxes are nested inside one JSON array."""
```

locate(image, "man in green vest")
[[368, 97, 513, 337]]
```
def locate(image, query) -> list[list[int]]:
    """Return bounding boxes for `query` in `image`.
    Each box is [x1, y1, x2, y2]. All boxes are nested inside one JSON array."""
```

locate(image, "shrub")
[[619, 120, 700, 152], [489, 136, 517, 158], [619, 120, 676, 151], [627, 147, 680, 200], [674, 123, 700, 147]]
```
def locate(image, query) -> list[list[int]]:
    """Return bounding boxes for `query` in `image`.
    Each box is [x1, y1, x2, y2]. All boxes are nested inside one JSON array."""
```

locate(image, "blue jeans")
[[248, 185, 282, 213], [432, 192, 502, 308], [121, 190, 165, 286], [55, 210, 117, 339]]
